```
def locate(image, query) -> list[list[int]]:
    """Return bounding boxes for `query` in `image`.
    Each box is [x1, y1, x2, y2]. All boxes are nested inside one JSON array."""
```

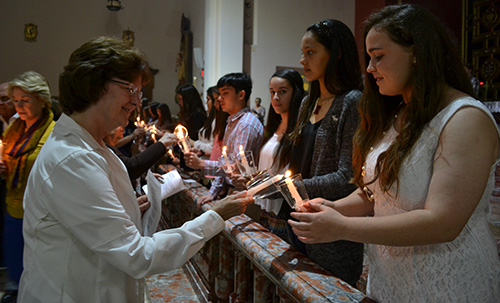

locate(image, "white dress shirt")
[[1, 112, 19, 134], [19, 114, 225, 303]]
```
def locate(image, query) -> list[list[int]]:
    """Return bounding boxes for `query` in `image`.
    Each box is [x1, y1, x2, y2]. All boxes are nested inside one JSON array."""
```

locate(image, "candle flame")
[[174, 124, 188, 139], [134, 117, 146, 128], [239, 145, 244, 152], [222, 146, 227, 154], [168, 149, 174, 158], [285, 170, 292, 178]]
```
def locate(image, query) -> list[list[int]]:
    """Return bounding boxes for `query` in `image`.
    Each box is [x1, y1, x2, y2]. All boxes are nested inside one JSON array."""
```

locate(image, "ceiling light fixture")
[[106, 0, 123, 11]]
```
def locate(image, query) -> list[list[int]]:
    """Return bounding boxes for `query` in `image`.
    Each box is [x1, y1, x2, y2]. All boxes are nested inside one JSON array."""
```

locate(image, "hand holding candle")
[[275, 170, 309, 211]]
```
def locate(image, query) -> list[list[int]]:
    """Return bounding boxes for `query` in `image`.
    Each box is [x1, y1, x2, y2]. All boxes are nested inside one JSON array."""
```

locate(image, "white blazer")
[[19, 114, 224, 303]]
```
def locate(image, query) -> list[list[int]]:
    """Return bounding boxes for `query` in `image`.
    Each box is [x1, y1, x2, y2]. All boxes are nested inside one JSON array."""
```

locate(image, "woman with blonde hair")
[[1, 71, 55, 302]]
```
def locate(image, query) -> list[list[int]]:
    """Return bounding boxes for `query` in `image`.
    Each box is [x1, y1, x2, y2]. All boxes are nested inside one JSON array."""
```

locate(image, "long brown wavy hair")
[[353, 4, 474, 194]]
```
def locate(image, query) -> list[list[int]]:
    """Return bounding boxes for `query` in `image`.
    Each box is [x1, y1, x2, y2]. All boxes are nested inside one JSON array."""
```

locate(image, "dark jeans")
[[2, 213, 24, 287]]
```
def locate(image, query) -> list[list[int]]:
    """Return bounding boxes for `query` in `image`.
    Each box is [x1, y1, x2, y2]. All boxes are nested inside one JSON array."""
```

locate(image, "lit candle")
[[284, 170, 303, 209], [168, 149, 175, 159], [174, 124, 190, 152], [151, 125, 157, 142], [221, 146, 233, 173], [247, 173, 283, 197], [239, 145, 251, 175]]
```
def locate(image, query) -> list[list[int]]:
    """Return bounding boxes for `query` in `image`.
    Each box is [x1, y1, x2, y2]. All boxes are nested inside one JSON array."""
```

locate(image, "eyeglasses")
[[109, 79, 143, 99]]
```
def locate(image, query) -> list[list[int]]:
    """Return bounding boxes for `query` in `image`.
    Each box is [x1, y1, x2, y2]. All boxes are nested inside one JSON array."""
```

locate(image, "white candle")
[[239, 145, 251, 175], [222, 146, 233, 173], [247, 174, 283, 197], [284, 171, 302, 208]]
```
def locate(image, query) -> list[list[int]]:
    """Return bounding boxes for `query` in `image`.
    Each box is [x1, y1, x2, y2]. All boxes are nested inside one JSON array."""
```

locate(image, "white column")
[[204, 0, 244, 89]]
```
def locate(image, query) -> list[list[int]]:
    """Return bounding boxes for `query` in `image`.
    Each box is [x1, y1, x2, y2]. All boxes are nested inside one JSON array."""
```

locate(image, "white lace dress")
[[364, 97, 500, 302]]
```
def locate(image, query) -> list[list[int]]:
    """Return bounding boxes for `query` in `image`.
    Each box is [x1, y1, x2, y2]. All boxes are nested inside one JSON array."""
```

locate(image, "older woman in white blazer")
[[18, 37, 253, 303]]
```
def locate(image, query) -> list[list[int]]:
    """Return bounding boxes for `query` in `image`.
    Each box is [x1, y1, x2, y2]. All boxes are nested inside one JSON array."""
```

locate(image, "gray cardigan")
[[304, 89, 361, 201], [294, 89, 364, 287]]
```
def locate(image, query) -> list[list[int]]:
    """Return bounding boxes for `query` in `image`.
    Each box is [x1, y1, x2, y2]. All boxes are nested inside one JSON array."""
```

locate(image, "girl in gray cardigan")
[[280, 19, 364, 287]]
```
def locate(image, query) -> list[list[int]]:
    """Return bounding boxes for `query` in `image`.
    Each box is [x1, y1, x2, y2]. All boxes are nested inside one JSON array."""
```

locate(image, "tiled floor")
[[146, 265, 206, 303]]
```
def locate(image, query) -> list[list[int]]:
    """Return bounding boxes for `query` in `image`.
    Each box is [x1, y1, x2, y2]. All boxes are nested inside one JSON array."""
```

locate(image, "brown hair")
[[353, 4, 474, 193], [59, 36, 151, 114]]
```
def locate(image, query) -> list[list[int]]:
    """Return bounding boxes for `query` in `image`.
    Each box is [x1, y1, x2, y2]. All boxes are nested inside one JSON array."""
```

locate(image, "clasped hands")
[[287, 198, 347, 244]]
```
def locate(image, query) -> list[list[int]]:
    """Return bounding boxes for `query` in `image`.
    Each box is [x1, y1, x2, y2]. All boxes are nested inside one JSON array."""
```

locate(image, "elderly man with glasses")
[[0, 83, 17, 137]]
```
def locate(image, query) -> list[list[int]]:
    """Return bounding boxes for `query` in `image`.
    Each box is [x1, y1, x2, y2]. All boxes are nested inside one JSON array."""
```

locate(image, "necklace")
[[313, 105, 322, 115], [362, 109, 401, 202], [313, 96, 335, 115]]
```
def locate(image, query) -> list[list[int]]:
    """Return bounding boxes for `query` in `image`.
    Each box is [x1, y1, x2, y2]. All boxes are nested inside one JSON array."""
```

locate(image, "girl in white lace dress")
[[288, 4, 500, 302]]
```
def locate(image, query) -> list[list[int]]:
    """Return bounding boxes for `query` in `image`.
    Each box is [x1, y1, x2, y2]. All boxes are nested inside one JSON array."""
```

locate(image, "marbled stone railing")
[[157, 166, 371, 302]]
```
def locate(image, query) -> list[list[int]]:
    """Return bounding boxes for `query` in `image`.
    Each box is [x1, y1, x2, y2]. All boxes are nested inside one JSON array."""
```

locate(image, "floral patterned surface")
[[154, 166, 369, 302]]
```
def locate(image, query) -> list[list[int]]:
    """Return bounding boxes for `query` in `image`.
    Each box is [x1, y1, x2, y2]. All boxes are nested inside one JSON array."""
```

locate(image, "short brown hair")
[[59, 36, 151, 114]]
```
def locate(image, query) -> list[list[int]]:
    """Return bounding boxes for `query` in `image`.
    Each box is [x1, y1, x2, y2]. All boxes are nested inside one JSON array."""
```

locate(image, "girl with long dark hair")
[[255, 69, 304, 240], [280, 19, 364, 287], [176, 84, 206, 141]]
